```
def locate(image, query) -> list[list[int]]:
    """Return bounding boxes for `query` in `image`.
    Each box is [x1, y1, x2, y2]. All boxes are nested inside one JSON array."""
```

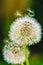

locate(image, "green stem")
[[21, 62, 24, 65], [24, 42, 29, 65]]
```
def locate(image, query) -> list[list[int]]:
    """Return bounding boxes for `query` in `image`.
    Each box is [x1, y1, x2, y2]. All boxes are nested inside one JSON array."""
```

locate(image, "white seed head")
[[9, 16, 42, 46], [3, 41, 25, 64]]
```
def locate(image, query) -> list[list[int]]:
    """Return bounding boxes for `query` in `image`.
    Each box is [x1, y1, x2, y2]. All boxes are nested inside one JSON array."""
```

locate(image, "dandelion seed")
[[14, 11, 22, 17], [9, 16, 42, 46]]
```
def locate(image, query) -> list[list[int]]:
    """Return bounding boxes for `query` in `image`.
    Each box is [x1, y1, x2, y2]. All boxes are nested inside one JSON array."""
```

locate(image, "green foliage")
[[3, 16, 14, 38]]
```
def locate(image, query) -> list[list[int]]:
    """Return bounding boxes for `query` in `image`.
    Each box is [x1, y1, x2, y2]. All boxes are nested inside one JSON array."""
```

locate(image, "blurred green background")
[[0, 0, 43, 65]]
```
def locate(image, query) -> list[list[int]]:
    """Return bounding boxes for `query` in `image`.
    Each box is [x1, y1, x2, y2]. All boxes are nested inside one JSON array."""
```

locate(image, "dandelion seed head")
[[9, 16, 42, 46], [3, 41, 25, 64]]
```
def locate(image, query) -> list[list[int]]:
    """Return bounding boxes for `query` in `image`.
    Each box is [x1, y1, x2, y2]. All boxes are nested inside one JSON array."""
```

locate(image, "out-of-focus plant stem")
[[21, 62, 24, 65], [24, 42, 29, 65]]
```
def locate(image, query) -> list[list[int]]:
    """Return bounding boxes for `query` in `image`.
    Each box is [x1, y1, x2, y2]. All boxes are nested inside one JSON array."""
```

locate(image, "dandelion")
[[9, 16, 42, 46], [3, 41, 26, 64]]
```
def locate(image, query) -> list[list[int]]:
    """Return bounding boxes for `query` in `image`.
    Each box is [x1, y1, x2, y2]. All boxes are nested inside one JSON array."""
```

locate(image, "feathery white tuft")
[[3, 41, 25, 64], [9, 16, 42, 46]]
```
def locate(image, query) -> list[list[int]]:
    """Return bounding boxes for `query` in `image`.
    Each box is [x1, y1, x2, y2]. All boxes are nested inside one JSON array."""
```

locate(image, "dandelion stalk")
[[24, 42, 29, 65], [21, 62, 24, 65]]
